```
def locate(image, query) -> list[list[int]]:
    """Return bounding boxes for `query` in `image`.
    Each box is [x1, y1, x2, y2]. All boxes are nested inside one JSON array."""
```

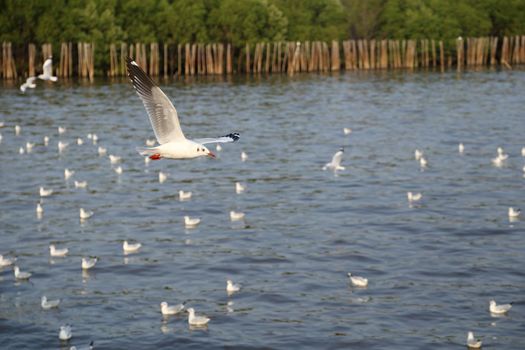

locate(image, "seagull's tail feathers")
[[136, 146, 157, 156], [50, 76, 58, 82]]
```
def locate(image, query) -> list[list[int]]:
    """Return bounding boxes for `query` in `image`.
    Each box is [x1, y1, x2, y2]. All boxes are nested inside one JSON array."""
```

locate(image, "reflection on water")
[[1, 70, 525, 349]]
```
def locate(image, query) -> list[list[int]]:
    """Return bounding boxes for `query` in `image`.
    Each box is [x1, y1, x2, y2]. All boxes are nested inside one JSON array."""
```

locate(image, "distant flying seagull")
[[20, 77, 36, 92], [126, 57, 239, 160], [38, 57, 58, 82], [323, 148, 345, 171]]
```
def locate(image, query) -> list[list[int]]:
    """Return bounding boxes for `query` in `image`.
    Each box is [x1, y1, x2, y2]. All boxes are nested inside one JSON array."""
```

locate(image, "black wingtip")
[[224, 132, 240, 142]]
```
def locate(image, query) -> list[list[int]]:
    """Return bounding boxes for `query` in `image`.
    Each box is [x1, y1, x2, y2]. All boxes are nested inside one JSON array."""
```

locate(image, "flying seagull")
[[126, 57, 239, 160], [38, 57, 58, 81], [20, 77, 37, 92]]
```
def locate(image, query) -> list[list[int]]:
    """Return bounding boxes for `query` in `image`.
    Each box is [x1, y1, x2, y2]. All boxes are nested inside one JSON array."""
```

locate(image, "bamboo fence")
[[1, 36, 524, 80]]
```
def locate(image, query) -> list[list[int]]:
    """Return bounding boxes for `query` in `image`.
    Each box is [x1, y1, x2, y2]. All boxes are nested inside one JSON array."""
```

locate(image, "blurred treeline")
[[1, 0, 524, 65]]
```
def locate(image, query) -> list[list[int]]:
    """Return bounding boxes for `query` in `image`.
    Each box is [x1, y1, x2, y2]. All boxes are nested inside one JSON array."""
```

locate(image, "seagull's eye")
[[197, 148, 200, 152]]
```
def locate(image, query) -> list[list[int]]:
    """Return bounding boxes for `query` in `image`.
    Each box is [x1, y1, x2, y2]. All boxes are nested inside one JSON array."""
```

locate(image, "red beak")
[[207, 151, 216, 158]]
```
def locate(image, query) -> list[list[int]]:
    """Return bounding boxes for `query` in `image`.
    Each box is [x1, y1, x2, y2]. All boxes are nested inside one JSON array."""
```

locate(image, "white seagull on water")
[[187, 307, 210, 326], [41, 296, 61, 309], [20, 77, 37, 92], [489, 299, 512, 314], [81, 257, 98, 270], [126, 58, 240, 160], [50, 244, 69, 257], [123, 240, 142, 254], [38, 57, 58, 82], [467, 331, 482, 349], [347, 272, 368, 287], [227, 279, 241, 294], [14, 266, 32, 280], [323, 147, 345, 171], [59, 325, 72, 341], [160, 301, 185, 315]]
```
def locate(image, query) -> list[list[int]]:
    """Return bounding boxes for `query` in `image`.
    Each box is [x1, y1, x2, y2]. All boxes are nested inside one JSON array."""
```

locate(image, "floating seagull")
[[20, 76, 36, 92], [489, 299, 512, 314], [36, 202, 44, 216], [58, 141, 69, 153], [508, 207, 521, 218], [126, 58, 239, 160], [92, 134, 98, 144], [80, 208, 93, 220], [160, 301, 185, 315], [40, 186, 53, 197], [39, 57, 58, 81], [407, 192, 422, 202], [69, 341, 94, 350], [74, 180, 87, 189], [235, 182, 246, 194], [19, 147, 25, 155], [347, 272, 368, 287], [216, 144, 222, 151], [184, 216, 200, 228], [146, 139, 156, 147], [58, 126, 67, 134], [44, 136, 50, 146], [26, 141, 35, 153], [109, 155, 121, 164], [123, 241, 142, 253], [87, 133, 93, 139], [419, 157, 428, 168], [81, 257, 98, 270], [97, 146, 107, 156], [159, 171, 168, 183], [25, 141, 35, 151], [459, 143, 465, 154], [64, 169, 75, 180], [114, 166, 123, 174], [14, 266, 32, 280], [414, 149, 423, 160], [343, 128, 352, 135], [492, 147, 509, 166], [467, 331, 482, 349], [521, 147, 525, 157], [0, 255, 16, 267], [50, 244, 69, 257], [77, 138, 83, 145], [179, 190, 192, 201], [241, 151, 248, 161], [15, 125, 21, 136], [230, 211, 245, 221], [187, 308, 210, 326], [59, 325, 72, 341], [323, 148, 345, 171], [227, 279, 241, 294], [41, 296, 60, 309]]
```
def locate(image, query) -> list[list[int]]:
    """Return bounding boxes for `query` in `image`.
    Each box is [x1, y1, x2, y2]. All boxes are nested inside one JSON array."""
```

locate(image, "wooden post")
[[226, 43, 232, 74], [245, 43, 250, 74], [369, 39, 376, 69], [456, 37, 463, 71], [163, 43, 168, 78], [177, 44, 182, 76], [28, 43, 36, 77], [439, 40, 444, 72], [265, 43, 271, 73], [501, 36, 509, 67], [331, 40, 340, 71]]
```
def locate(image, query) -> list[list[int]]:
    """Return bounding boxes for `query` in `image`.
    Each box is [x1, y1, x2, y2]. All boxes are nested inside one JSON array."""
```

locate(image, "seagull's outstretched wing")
[[331, 150, 343, 166], [194, 133, 240, 145], [126, 57, 185, 144], [43, 59, 52, 76]]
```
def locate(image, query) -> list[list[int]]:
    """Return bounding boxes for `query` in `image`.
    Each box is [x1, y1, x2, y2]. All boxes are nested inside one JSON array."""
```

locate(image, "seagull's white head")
[[160, 302, 168, 308], [489, 300, 496, 307], [195, 144, 215, 158]]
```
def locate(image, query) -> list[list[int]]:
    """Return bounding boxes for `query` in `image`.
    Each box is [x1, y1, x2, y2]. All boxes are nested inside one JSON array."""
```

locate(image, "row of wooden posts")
[[1, 36, 525, 80]]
